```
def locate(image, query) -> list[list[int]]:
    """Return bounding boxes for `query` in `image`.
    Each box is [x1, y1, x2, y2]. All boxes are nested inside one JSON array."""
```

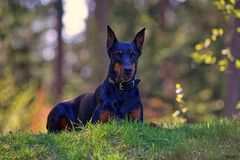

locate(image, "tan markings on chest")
[[99, 111, 114, 122], [58, 116, 71, 130], [128, 108, 141, 120]]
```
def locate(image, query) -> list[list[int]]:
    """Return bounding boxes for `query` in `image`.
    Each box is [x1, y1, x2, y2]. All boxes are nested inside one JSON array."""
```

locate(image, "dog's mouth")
[[123, 74, 132, 81], [115, 73, 133, 83]]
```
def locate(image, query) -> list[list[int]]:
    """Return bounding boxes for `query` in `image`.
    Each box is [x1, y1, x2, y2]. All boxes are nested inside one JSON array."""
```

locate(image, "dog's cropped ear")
[[132, 27, 145, 50], [107, 25, 118, 50]]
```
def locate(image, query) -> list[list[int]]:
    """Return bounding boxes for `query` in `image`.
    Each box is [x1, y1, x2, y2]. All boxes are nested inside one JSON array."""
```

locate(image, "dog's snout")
[[123, 68, 132, 75]]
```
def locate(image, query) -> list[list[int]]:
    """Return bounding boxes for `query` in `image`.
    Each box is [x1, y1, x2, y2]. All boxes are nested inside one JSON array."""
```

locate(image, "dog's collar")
[[107, 77, 140, 91]]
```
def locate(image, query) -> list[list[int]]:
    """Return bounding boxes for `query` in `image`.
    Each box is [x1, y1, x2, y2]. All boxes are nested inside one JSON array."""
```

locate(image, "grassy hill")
[[0, 120, 240, 160]]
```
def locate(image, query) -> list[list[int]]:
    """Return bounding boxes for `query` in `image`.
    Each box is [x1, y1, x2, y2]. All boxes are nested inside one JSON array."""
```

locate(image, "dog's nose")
[[123, 68, 132, 75]]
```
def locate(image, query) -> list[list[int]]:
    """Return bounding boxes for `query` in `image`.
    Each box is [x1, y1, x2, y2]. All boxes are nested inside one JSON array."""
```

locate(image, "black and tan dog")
[[47, 26, 145, 132]]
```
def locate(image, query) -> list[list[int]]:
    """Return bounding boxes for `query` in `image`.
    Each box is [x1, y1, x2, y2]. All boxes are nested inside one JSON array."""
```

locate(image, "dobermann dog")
[[47, 26, 145, 132]]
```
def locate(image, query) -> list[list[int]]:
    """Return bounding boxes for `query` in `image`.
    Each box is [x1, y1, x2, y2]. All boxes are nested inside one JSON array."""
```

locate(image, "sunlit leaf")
[[204, 55, 216, 64], [236, 102, 240, 109], [172, 110, 180, 117], [191, 52, 203, 64], [221, 49, 228, 55], [176, 97, 183, 103], [195, 43, 203, 51], [176, 83, 182, 89], [235, 59, 240, 69], [212, 28, 219, 36], [218, 59, 228, 72], [219, 0, 226, 6], [203, 38, 211, 48], [223, 49, 234, 62], [211, 35, 217, 41], [234, 9, 240, 18], [176, 88, 183, 94], [219, 66, 226, 72], [214, 1, 222, 10], [221, 48, 233, 62], [218, 28, 224, 36], [236, 27, 240, 33], [177, 93, 184, 99], [218, 59, 228, 66], [229, 0, 235, 4], [181, 107, 188, 113], [226, 4, 233, 14]]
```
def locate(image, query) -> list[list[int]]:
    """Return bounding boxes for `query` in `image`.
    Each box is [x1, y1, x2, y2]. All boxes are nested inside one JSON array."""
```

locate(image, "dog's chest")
[[109, 90, 141, 117], [99, 84, 142, 117]]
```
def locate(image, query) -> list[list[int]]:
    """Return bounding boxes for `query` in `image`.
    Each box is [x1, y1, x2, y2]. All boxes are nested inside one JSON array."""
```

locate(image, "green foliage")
[[0, 74, 38, 133], [2, 82, 37, 132], [191, 28, 225, 69], [214, 0, 240, 18], [0, 0, 52, 133], [188, 0, 240, 119], [192, 0, 240, 73], [0, 120, 240, 159]]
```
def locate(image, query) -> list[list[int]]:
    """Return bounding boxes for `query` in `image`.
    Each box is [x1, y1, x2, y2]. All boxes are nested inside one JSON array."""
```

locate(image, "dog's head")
[[106, 25, 145, 83]]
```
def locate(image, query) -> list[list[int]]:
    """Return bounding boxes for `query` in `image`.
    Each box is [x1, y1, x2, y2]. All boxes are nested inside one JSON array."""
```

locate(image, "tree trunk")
[[224, 2, 240, 117], [93, 0, 112, 83], [158, 0, 170, 30], [52, 0, 64, 102]]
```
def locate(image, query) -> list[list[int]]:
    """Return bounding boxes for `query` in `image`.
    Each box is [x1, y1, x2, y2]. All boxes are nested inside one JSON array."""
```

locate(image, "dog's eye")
[[130, 51, 137, 56], [114, 51, 122, 55]]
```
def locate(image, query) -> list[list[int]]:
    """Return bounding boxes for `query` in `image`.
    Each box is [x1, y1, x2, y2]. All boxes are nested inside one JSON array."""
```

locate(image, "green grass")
[[0, 120, 240, 160]]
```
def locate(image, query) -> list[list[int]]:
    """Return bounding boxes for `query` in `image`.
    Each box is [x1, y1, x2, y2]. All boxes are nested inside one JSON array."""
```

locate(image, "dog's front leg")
[[127, 107, 143, 122], [92, 105, 114, 123]]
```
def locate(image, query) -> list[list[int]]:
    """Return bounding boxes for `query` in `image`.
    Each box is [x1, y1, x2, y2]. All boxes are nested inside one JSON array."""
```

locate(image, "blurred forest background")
[[0, 0, 240, 133]]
